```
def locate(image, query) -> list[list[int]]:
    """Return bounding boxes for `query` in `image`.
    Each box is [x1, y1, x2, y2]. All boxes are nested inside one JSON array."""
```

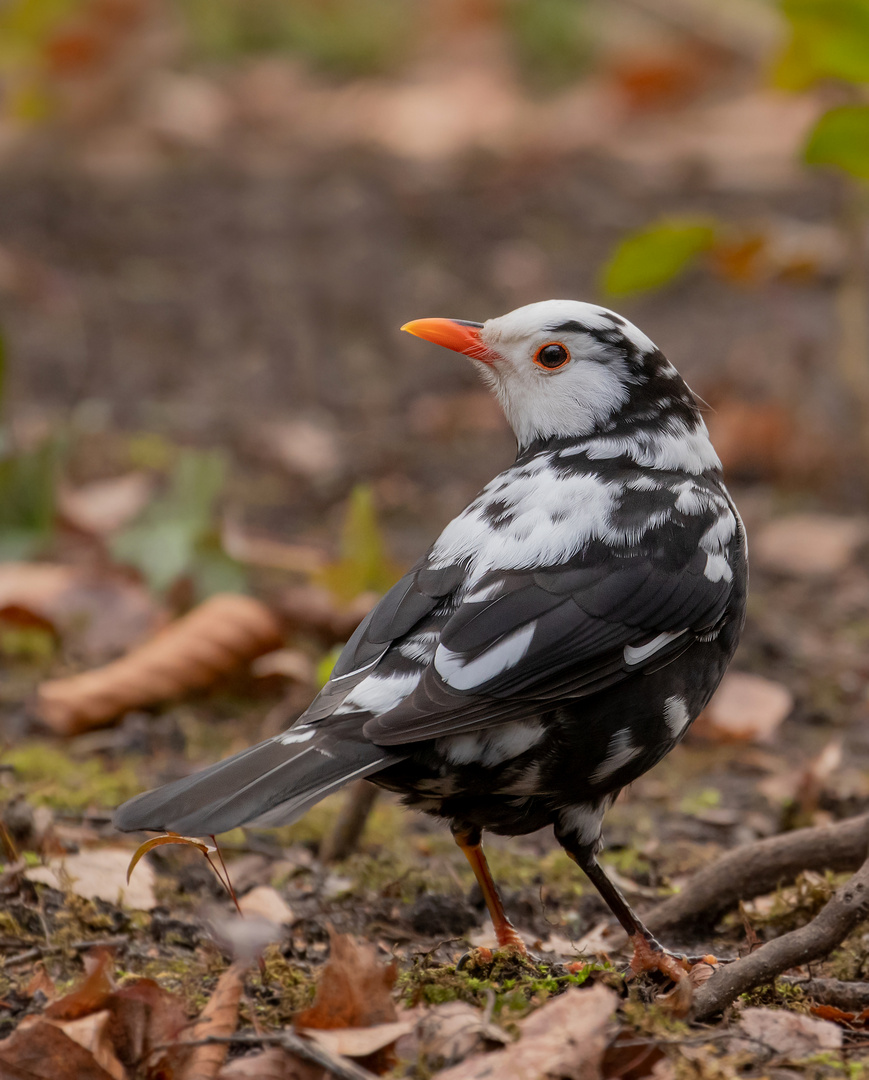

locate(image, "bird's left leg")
[[567, 849, 693, 982], [452, 823, 527, 954]]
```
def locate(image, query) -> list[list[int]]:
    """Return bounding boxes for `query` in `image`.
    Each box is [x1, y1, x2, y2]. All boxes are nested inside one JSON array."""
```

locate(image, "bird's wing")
[[299, 485, 744, 745], [362, 521, 741, 745]]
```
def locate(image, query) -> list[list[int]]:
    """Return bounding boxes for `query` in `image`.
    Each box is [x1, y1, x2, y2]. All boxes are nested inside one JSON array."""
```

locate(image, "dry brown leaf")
[[692, 672, 793, 743], [704, 400, 796, 480], [105, 977, 189, 1076], [59, 472, 154, 535], [25, 963, 56, 1002], [46, 948, 114, 1021], [734, 1007, 842, 1058], [52, 1011, 126, 1080], [295, 929, 398, 1031], [753, 514, 868, 577], [0, 1019, 117, 1080], [301, 1020, 414, 1059], [251, 649, 316, 684], [413, 1001, 508, 1072], [37, 593, 283, 734], [218, 1046, 320, 1079], [181, 962, 246, 1080], [28, 846, 157, 911], [0, 562, 162, 663], [437, 984, 617, 1080], [237, 885, 294, 924]]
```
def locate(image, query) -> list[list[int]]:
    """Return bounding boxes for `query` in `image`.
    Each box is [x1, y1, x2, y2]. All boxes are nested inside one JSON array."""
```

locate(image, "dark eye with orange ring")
[[533, 342, 570, 370]]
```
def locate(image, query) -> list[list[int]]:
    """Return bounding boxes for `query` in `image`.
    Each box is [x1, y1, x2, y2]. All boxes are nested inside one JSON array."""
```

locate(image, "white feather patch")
[[335, 670, 421, 716], [438, 720, 545, 767], [663, 695, 691, 737], [434, 622, 536, 690], [623, 631, 685, 667], [590, 729, 641, 783]]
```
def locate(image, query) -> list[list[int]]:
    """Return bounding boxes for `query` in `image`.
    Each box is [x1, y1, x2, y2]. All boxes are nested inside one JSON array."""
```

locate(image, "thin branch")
[[779, 976, 869, 1013], [162, 1032, 378, 1080], [643, 813, 869, 939], [691, 852, 869, 1021]]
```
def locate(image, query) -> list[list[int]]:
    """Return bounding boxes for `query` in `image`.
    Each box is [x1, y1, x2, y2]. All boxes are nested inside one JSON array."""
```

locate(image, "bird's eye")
[[533, 342, 571, 371]]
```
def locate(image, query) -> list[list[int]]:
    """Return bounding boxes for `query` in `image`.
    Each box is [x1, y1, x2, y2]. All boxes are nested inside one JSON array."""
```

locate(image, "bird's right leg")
[[451, 823, 527, 954], [566, 847, 693, 982]]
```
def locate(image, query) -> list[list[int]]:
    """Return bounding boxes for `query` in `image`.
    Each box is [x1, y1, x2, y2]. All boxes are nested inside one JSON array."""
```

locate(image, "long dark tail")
[[113, 721, 399, 836]]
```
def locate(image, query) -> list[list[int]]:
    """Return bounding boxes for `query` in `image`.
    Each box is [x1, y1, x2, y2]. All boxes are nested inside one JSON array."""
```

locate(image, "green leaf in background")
[[505, 0, 590, 93], [316, 484, 400, 602], [774, 0, 869, 91], [600, 219, 718, 298], [110, 447, 246, 598], [804, 105, 869, 180], [0, 438, 60, 560]]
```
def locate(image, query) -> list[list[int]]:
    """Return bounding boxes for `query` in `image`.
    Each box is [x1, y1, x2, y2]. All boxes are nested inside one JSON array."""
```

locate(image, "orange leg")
[[453, 826, 527, 954]]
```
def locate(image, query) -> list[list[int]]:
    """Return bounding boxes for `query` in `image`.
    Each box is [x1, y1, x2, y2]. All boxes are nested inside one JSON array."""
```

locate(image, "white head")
[[403, 299, 699, 452]]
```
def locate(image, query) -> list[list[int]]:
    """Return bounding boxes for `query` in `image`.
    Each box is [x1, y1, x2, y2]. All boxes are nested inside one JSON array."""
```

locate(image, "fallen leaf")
[[692, 672, 793, 743], [251, 649, 315, 684], [295, 929, 397, 1074], [414, 1001, 509, 1072], [28, 846, 157, 910], [302, 1020, 414, 1058], [436, 984, 617, 1080], [25, 963, 56, 1001], [257, 418, 343, 484], [0, 1020, 117, 1080], [52, 1011, 126, 1080], [295, 929, 398, 1031], [181, 963, 246, 1080], [59, 472, 154, 536], [0, 562, 162, 663], [218, 1046, 316, 1079], [45, 949, 114, 1022], [753, 514, 868, 576], [105, 977, 189, 1075], [704, 400, 796, 480], [238, 885, 294, 924], [735, 1007, 842, 1059], [37, 593, 283, 734]]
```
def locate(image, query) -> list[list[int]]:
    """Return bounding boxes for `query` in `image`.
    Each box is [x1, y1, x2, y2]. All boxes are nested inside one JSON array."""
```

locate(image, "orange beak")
[[401, 318, 497, 364]]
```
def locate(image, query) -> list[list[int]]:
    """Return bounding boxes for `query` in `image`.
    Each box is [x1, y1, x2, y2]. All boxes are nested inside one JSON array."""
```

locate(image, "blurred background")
[[0, 0, 869, 948]]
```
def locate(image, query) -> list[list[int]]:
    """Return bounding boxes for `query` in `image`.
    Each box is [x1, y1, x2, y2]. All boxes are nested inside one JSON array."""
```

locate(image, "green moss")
[[4, 744, 141, 811], [398, 952, 611, 1015], [245, 947, 316, 1025]]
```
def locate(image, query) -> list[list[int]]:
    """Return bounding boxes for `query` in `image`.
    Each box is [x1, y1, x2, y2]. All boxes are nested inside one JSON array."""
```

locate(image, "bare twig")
[[2, 936, 129, 968], [692, 852, 869, 1020], [643, 813, 869, 939], [779, 976, 869, 1012], [163, 1032, 378, 1080], [320, 781, 380, 863]]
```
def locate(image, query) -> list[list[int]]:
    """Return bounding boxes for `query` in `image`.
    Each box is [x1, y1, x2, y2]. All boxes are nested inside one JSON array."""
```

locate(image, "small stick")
[[319, 781, 379, 863], [692, 851, 869, 1020], [778, 976, 869, 1013], [161, 1032, 378, 1080], [643, 812, 869, 939]]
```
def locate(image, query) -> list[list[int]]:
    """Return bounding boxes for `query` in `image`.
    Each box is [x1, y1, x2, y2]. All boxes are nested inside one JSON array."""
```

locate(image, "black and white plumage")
[[115, 300, 747, 969]]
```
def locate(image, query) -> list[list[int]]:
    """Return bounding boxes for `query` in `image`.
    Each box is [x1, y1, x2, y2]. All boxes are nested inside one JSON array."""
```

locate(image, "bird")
[[115, 299, 748, 979]]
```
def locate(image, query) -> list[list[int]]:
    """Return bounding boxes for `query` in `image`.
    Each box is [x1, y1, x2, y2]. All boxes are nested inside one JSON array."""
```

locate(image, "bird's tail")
[[113, 722, 397, 837]]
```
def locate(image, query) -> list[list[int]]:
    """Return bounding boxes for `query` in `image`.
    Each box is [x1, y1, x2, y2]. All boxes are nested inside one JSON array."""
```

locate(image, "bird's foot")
[[627, 932, 692, 983]]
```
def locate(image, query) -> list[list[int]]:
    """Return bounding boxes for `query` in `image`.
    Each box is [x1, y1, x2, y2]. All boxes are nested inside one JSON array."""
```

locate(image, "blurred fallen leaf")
[[693, 672, 794, 743], [25, 963, 56, 1002], [302, 1020, 415, 1058], [105, 977, 188, 1077], [733, 1007, 842, 1058], [753, 514, 868, 577], [28, 845, 157, 910], [59, 472, 154, 535], [182, 962, 246, 1080], [0, 561, 163, 663], [237, 885, 295, 924], [414, 1001, 508, 1072], [219, 1046, 314, 1079], [251, 648, 316, 684], [760, 739, 844, 819], [0, 1018, 117, 1080], [437, 984, 617, 1080], [296, 928, 398, 1073], [52, 1011, 126, 1080], [256, 417, 343, 484], [37, 592, 283, 734], [704, 399, 796, 480]]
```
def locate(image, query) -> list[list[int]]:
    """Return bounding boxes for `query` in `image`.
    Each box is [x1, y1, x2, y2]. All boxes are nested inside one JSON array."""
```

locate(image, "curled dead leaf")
[[181, 963, 246, 1080], [28, 845, 157, 910], [0, 1019, 118, 1080], [38, 593, 283, 735]]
